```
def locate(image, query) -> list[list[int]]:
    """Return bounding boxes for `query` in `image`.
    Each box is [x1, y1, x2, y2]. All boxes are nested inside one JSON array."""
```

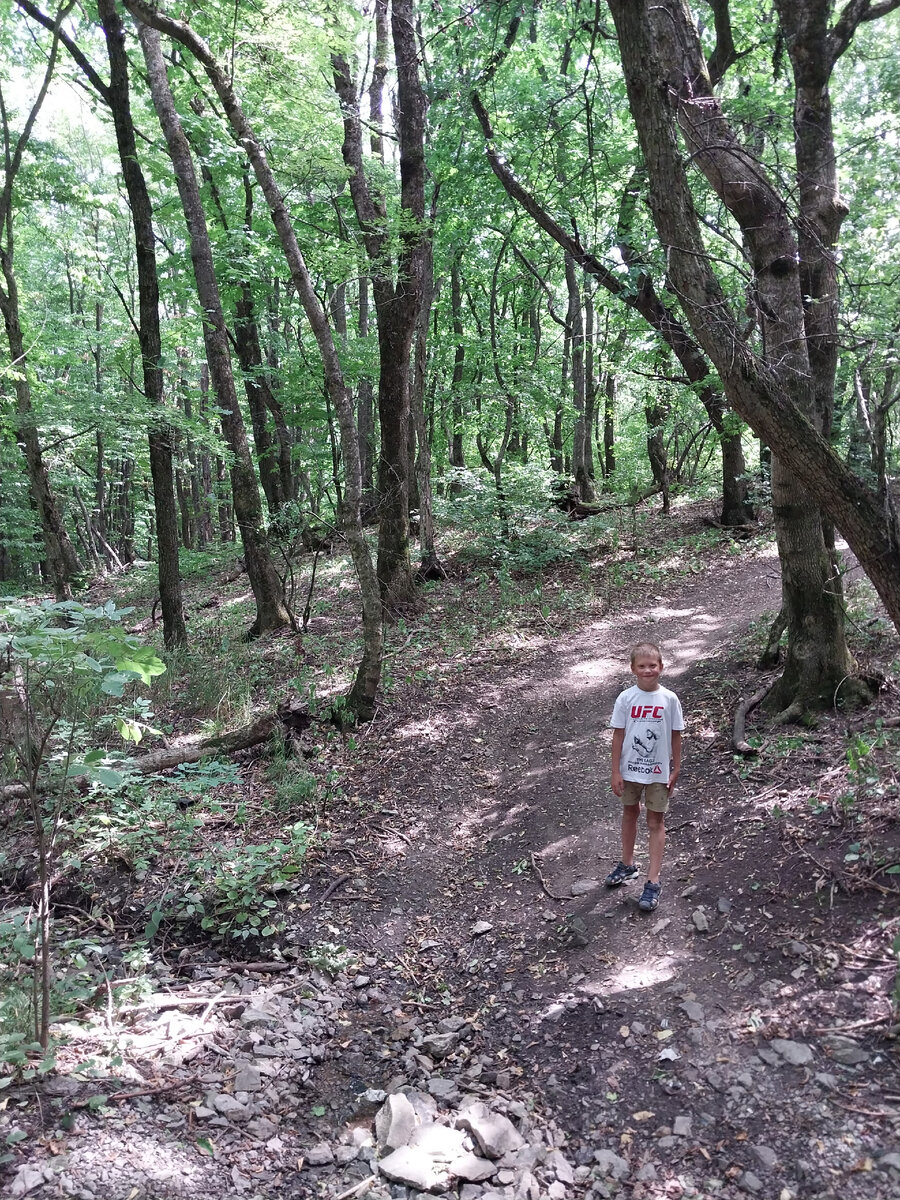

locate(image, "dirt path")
[[6, 538, 898, 1200], [328, 539, 900, 1198]]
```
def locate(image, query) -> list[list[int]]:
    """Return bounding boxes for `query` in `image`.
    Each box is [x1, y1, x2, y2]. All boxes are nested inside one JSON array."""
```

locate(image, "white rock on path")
[[770, 1038, 814, 1066], [378, 1145, 450, 1192], [457, 1101, 526, 1159], [375, 1093, 418, 1151]]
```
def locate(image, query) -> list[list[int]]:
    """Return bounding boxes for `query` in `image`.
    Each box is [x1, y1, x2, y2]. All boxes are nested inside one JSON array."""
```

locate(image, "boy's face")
[[632, 653, 663, 690]]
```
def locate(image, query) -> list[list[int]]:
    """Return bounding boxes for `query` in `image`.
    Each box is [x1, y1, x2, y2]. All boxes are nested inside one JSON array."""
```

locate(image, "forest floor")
[[3, 501, 900, 1200]]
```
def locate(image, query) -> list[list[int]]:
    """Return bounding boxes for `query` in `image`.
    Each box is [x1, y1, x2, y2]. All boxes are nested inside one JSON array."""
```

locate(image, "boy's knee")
[[646, 809, 665, 828]]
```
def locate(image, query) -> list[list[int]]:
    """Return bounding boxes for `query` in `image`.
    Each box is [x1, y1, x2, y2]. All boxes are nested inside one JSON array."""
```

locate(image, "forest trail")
[[7, 535, 899, 1200], [326, 535, 900, 1198]]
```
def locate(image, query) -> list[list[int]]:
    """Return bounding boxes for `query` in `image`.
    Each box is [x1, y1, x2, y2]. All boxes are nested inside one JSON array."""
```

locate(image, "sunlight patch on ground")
[[391, 713, 457, 742], [569, 656, 620, 681], [223, 590, 254, 608], [580, 952, 682, 994]]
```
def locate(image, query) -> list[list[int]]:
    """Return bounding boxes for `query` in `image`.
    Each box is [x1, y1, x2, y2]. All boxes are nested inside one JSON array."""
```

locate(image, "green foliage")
[[305, 941, 356, 977], [184, 822, 313, 941]]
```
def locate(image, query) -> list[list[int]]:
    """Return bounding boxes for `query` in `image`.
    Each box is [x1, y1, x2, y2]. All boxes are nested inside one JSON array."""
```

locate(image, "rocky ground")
[[3, 523, 899, 1200]]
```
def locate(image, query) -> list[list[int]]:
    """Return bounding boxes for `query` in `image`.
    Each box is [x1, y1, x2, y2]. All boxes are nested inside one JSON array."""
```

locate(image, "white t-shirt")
[[610, 684, 684, 783]]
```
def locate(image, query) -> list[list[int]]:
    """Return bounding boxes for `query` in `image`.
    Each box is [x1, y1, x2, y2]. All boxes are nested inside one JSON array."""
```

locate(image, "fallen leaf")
[[631, 1111, 655, 1122], [655, 1029, 674, 1040], [619, 1025, 630, 1038]]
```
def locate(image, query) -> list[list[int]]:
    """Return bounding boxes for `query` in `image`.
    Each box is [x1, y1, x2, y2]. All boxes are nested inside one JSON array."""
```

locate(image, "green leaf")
[[311, 1104, 326, 1117]]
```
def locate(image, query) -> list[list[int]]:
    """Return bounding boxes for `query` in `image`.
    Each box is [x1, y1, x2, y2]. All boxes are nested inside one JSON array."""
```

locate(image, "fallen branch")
[[124, 702, 314, 774], [732, 676, 779, 754], [530, 853, 569, 902], [319, 873, 351, 905], [332, 1175, 378, 1200]]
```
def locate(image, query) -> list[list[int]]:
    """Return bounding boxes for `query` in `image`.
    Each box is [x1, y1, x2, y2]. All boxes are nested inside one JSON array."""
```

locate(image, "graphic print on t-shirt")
[[610, 686, 684, 783]]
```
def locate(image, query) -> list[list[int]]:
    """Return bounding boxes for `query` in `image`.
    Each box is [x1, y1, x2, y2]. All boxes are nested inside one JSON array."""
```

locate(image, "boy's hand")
[[667, 768, 679, 797], [611, 770, 624, 797]]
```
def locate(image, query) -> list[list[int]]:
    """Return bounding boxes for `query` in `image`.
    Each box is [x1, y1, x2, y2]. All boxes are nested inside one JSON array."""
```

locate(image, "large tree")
[[332, 0, 431, 610], [606, 0, 900, 712]]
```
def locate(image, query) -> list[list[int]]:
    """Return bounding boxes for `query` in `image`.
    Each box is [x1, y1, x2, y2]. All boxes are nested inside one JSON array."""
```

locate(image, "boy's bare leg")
[[646, 810, 665, 883], [621, 804, 640, 866]]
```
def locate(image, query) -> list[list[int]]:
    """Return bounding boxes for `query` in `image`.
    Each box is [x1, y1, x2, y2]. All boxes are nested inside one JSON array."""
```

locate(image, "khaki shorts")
[[621, 780, 670, 813]]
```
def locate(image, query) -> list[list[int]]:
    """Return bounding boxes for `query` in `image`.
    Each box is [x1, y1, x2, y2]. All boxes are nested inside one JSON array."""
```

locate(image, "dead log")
[[126, 702, 313, 775]]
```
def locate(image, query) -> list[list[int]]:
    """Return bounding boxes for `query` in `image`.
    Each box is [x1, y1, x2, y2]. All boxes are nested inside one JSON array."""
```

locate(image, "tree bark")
[[122, 0, 382, 717], [565, 253, 594, 502], [136, 20, 290, 637], [607, 0, 900, 689], [331, 0, 430, 612], [0, 4, 80, 599], [96, 0, 186, 647]]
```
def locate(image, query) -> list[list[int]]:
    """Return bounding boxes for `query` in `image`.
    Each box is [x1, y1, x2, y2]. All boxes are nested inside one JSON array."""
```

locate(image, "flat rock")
[[376, 1093, 418, 1151], [822, 1034, 869, 1065], [448, 1152, 497, 1182], [240, 1007, 275, 1027], [592, 1149, 630, 1179], [691, 909, 710, 932], [420, 1031, 461, 1059], [408, 1122, 467, 1161], [680, 1000, 704, 1022], [457, 1101, 525, 1159], [770, 1038, 813, 1066], [740, 1170, 764, 1193], [471, 921, 493, 936], [673, 1115, 692, 1137], [378, 1146, 449, 1192], [751, 1144, 778, 1170], [8, 1165, 52, 1198], [427, 1076, 460, 1102], [233, 1063, 262, 1092], [212, 1094, 250, 1123], [354, 1087, 387, 1114], [305, 1142, 334, 1166], [570, 879, 598, 896], [546, 1148, 574, 1183]]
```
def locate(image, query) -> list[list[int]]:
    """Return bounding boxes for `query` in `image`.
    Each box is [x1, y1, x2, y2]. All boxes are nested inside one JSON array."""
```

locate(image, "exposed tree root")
[[732, 676, 779, 753]]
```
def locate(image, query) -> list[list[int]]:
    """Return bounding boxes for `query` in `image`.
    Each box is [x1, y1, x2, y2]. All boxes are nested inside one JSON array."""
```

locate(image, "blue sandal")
[[605, 861, 638, 887]]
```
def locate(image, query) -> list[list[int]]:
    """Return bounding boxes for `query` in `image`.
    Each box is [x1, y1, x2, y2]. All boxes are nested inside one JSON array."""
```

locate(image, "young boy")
[[605, 641, 683, 912]]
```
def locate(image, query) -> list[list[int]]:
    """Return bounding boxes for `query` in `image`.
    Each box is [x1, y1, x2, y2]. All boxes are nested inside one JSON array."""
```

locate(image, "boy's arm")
[[668, 729, 682, 795], [611, 727, 625, 796]]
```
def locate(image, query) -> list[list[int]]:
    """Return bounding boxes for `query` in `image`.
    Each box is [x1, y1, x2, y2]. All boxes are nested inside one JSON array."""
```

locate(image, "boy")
[[605, 641, 683, 912]]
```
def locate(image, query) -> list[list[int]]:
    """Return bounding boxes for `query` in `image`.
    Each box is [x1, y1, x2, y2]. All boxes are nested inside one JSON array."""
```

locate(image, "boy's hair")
[[630, 641, 663, 666]]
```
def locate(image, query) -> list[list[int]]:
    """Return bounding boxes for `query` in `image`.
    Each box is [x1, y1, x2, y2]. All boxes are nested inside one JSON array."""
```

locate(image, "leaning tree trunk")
[[137, 20, 290, 637], [608, 0, 900, 695], [123, 0, 383, 717]]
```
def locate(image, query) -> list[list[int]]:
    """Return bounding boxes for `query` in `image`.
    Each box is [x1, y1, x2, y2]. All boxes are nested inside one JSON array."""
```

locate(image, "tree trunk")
[[98, 0, 186, 647], [331, 0, 429, 612], [565, 253, 594, 502], [410, 241, 441, 576], [137, 20, 290, 637], [123, 0, 382, 717], [608, 0, 899, 698], [0, 2, 80, 600], [448, 259, 466, 492]]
